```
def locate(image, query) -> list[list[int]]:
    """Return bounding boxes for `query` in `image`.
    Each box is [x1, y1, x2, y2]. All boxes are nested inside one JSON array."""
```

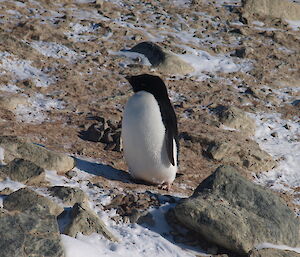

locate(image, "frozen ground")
[[252, 112, 300, 211], [0, 0, 300, 256]]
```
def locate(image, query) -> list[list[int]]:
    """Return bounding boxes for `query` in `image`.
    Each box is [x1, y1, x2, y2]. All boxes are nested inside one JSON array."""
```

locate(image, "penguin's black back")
[[126, 74, 179, 166]]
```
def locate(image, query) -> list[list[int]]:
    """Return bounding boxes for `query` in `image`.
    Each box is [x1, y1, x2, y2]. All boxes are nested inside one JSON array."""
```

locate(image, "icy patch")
[[252, 20, 265, 27], [252, 112, 300, 192], [220, 125, 237, 131], [0, 84, 21, 93], [75, 0, 96, 3], [255, 242, 300, 254], [0, 178, 25, 192], [180, 51, 238, 74], [178, 46, 252, 76], [172, 0, 191, 6], [286, 19, 300, 31], [269, 86, 300, 104], [15, 93, 65, 123], [31, 41, 83, 62], [214, 0, 242, 6], [0, 179, 25, 207], [61, 204, 203, 257], [45, 170, 71, 186], [65, 22, 103, 42], [0, 147, 5, 165], [0, 52, 55, 87]]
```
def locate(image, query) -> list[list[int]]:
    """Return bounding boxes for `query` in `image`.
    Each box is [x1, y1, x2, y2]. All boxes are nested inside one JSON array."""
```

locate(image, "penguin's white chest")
[[122, 91, 177, 185]]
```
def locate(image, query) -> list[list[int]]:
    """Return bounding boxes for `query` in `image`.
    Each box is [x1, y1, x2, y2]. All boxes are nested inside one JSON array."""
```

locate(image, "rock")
[[243, 0, 300, 21], [271, 132, 278, 137], [123, 41, 195, 75], [0, 208, 63, 257], [207, 137, 275, 172], [214, 105, 256, 136], [174, 166, 300, 255], [249, 248, 300, 257], [231, 48, 247, 58], [49, 186, 88, 206], [137, 212, 155, 226], [0, 158, 45, 185], [0, 136, 75, 173], [79, 123, 103, 142], [104, 192, 159, 221], [157, 52, 195, 75], [64, 203, 119, 242], [3, 187, 63, 216]]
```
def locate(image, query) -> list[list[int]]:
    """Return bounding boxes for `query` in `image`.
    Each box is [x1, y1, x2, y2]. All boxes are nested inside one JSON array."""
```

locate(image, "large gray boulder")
[[0, 208, 64, 257], [3, 187, 64, 216], [243, 0, 300, 21], [0, 136, 75, 173], [64, 203, 119, 242], [122, 41, 195, 75], [0, 158, 45, 185], [174, 165, 300, 255]]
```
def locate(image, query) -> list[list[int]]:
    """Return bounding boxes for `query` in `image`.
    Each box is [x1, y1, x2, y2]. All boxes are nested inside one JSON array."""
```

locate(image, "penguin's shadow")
[[74, 157, 132, 183]]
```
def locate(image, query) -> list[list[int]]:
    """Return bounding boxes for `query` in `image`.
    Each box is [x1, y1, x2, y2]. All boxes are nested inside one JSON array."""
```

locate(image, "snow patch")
[[252, 112, 300, 192], [0, 178, 25, 192], [0, 147, 5, 165], [0, 52, 55, 87], [0, 84, 21, 93], [15, 93, 65, 123], [31, 41, 83, 62], [286, 19, 300, 31], [61, 205, 199, 257], [255, 242, 300, 253]]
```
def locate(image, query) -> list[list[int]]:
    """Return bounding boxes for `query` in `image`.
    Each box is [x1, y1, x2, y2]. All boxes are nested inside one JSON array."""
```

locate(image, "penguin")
[[122, 74, 179, 190]]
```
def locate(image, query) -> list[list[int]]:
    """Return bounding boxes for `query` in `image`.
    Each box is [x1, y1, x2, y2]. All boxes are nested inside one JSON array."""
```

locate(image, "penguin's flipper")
[[159, 98, 178, 167], [166, 129, 175, 166]]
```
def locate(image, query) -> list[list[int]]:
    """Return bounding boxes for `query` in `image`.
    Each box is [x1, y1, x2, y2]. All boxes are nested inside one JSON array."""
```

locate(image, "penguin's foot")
[[158, 182, 171, 191]]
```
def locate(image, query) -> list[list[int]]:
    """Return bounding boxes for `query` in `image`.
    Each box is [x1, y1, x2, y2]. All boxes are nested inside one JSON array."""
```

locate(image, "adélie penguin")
[[122, 74, 179, 190]]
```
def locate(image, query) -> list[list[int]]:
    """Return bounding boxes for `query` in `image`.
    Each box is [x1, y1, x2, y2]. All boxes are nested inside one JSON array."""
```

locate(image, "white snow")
[[178, 50, 241, 74], [0, 179, 25, 207], [0, 52, 55, 87], [31, 41, 83, 62], [252, 21, 265, 27], [0, 147, 5, 165], [0, 178, 25, 192], [286, 19, 300, 31], [0, 84, 21, 93], [61, 204, 206, 257], [255, 242, 300, 254], [15, 93, 65, 123], [252, 112, 300, 192]]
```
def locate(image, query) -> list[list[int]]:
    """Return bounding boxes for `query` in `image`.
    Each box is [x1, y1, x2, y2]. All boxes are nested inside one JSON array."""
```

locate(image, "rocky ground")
[[0, 0, 300, 256]]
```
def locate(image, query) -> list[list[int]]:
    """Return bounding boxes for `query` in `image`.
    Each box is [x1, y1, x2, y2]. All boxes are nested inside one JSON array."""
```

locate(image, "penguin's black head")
[[125, 74, 169, 99]]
